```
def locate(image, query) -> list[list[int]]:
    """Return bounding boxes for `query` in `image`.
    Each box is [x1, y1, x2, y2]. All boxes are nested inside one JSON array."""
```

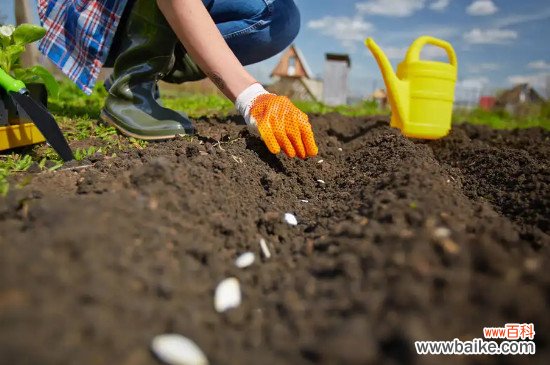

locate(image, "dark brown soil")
[[1, 115, 549, 365]]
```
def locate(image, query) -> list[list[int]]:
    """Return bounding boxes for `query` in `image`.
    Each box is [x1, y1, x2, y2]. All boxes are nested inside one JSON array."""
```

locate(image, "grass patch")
[[48, 81, 107, 119], [0, 154, 34, 195], [294, 100, 386, 117], [161, 91, 234, 118], [453, 107, 550, 130]]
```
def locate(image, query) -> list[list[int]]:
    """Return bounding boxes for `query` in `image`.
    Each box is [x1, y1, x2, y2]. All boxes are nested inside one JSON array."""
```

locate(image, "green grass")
[[162, 91, 234, 118], [0, 154, 34, 195], [453, 107, 550, 130], [48, 81, 107, 119], [294, 100, 386, 117]]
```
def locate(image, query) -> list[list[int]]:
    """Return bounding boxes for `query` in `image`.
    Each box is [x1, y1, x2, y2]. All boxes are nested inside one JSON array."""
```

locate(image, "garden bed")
[[0, 114, 549, 364]]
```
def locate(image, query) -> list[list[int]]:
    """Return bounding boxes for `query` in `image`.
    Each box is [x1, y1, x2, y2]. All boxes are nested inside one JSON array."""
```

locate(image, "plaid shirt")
[[38, 0, 128, 95]]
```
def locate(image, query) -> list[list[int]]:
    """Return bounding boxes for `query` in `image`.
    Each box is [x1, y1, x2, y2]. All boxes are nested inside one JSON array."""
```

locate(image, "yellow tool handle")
[[405, 36, 457, 67]]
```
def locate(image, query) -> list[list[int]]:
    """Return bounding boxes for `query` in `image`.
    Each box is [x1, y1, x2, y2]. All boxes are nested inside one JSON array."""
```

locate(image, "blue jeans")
[[106, 0, 300, 68], [203, 0, 300, 65]]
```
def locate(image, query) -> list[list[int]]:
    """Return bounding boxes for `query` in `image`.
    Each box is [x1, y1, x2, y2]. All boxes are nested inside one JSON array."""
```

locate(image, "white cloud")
[[382, 26, 459, 43], [468, 63, 501, 73], [463, 28, 517, 44], [494, 7, 550, 27], [383, 46, 408, 60], [458, 77, 490, 89], [508, 73, 549, 91], [421, 46, 449, 60], [467, 0, 498, 16], [527, 60, 550, 71], [356, 0, 426, 17], [308, 16, 373, 48], [430, 0, 451, 11]]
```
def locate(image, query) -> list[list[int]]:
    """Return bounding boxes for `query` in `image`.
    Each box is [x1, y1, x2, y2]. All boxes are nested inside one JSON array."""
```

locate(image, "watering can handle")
[[405, 36, 457, 67]]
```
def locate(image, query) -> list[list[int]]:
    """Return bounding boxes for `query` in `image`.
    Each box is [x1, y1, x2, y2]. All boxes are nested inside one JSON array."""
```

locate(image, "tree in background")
[[15, 0, 39, 67]]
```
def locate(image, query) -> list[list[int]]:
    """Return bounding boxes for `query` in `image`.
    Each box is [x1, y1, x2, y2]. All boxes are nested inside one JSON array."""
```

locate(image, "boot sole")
[[100, 111, 183, 141]]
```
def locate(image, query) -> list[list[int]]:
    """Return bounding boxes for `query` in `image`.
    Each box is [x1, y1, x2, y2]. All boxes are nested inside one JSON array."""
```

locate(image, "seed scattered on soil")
[[338, 148, 343, 151], [300, 199, 309, 203], [317, 179, 325, 184], [151, 334, 208, 365], [3, 116, 549, 364], [214, 278, 241, 313], [318, 159, 324, 163], [524, 258, 540, 272], [439, 238, 460, 254], [230, 155, 243, 164], [259, 238, 271, 259], [284, 213, 298, 226], [235, 252, 255, 268], [433, 227, 451, 239]]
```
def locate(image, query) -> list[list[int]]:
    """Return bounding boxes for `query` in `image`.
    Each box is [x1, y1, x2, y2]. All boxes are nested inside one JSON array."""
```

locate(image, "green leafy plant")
[[0, 23, 59, 96], [74, 146, 101, 161], [0, 153, 34, 195]]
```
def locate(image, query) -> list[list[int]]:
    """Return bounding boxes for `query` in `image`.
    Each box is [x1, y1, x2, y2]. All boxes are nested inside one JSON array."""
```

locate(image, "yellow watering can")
[[366, 36, 458, 139]]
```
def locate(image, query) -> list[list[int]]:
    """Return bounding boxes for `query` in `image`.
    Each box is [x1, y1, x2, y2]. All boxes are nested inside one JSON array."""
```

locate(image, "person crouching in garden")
[[38, 0, 318, 159]]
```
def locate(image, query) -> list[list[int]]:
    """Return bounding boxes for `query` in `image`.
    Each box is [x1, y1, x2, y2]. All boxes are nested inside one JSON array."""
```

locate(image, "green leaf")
[[5, 44, 25, 61], [12, 24, 46, 46], [15, 65, 60, 97], [0, 34, 10, 49], [0, 44, 25, 72], [13, 68, 38, 83]]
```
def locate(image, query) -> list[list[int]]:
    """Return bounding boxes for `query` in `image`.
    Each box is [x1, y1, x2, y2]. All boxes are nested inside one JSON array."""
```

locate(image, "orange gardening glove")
[[236, 84, 318, 159]]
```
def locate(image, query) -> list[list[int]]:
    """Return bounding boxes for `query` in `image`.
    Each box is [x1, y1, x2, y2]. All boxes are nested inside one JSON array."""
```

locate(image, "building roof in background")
[[496, 83, 545, 106], [325, 53, 351, 67], [271, 45, 313, 79]]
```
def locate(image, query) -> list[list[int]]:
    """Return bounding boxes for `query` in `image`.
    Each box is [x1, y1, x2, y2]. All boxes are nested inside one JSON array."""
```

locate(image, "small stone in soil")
[[284, 213, 298, 226], [214, 278, 241, 313], [259, 238, 271, 259], [235, 252, 255, 268], [151, 334, 208, 365]]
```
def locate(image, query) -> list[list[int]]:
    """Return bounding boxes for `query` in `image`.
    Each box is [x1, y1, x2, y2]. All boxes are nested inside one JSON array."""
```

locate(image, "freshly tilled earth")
[[0, 115, 549, 365]]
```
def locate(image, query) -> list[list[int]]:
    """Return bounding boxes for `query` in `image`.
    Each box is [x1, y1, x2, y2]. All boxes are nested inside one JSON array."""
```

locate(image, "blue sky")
[[248, 0, 550, 98], [2, 0, 549, 99]]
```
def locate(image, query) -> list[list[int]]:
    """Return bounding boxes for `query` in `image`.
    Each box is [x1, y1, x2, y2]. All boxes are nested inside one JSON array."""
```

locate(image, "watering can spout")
[[365, 38, 408, 128]]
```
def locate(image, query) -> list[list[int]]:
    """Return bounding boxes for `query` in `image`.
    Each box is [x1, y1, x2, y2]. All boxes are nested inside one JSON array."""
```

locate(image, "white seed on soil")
[[338, 148, 343, 151], [318, 159, 324, 163], [284, 213, 298, 226], [151, 334, 209, 365], [214, 278, 241, 313], [235, 252, 255, 268], [300, 199, 309, 203], [259, 238, 271, 259], [317, 179, 326, 184], [433, 227, 451, 239]]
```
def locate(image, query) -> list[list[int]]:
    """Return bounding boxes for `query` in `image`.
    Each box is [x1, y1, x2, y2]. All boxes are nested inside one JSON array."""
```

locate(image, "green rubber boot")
[[162, 44, 206, 84], [101, 0, 194, 140]]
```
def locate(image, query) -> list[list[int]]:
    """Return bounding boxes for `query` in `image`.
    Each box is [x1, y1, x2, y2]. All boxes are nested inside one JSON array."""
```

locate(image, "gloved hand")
[[236, 83, 318, 159]]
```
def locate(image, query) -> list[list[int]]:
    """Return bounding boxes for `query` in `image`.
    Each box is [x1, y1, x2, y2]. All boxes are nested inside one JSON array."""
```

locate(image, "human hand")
[[236, 84, 318, 159]]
